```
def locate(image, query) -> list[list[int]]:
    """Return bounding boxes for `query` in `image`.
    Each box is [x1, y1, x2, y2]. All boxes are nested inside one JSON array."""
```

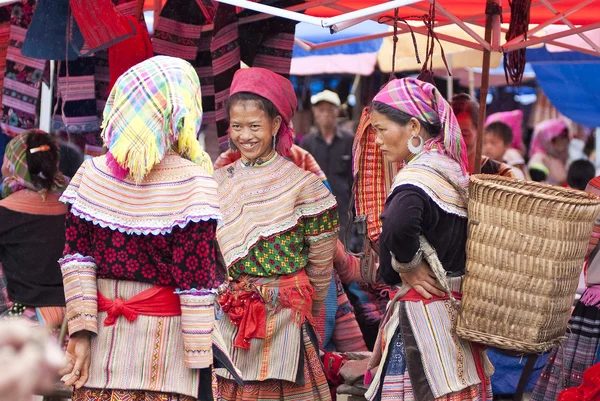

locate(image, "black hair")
[[485, 122, 514, 146], [225, 92, 280, 121], [24, 130, 60, 191], [529, 167, 548, 183], [451, 93, 480, 129], [567, 159, 596, 191], [370, 101, 442, 138]]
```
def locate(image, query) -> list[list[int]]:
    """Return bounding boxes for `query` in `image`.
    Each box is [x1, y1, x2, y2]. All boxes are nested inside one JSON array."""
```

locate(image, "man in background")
[[301, 90, 355, 244]]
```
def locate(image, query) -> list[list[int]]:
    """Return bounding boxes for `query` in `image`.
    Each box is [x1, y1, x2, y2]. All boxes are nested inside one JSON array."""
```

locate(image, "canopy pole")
[[446, 54, 454, 102], [474, 0, 501, 174], [153, 0, 161, 32], [468, 68, 476, 98]]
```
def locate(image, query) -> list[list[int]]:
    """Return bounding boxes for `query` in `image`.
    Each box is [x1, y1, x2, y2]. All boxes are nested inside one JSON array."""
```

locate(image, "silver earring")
[[407, 134, 424, 154], [273, 135, 277, 149]]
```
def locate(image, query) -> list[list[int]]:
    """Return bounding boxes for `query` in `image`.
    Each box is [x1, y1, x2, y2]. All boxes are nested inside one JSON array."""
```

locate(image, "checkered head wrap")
[[101, 56, 213, 182], [373, 78, 468, 172]]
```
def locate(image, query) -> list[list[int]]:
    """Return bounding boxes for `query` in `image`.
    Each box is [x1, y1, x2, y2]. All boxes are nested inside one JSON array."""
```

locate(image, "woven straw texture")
[[456, 174, 600, 353]]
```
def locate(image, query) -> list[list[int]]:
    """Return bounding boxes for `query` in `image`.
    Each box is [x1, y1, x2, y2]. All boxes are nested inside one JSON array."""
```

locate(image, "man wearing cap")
[[301, 90, 354, 243]]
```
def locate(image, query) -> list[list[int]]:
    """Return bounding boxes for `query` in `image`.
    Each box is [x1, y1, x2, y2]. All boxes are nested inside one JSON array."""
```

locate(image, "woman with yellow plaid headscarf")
[[58, 57, 239, 401]]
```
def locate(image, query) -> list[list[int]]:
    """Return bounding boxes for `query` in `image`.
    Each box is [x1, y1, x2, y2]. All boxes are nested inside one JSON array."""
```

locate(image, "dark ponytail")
[[24, 130, 59, 191]]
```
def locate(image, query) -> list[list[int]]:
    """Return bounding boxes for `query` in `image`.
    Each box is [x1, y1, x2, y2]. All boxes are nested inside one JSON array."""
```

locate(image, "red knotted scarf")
[[98, 286, 181, 326]]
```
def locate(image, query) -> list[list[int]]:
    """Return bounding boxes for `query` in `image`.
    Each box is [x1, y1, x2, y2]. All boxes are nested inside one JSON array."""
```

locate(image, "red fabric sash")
[[98, 285, 181, 326], [218, 270, 314, 350], [400, 288, 462, 304]]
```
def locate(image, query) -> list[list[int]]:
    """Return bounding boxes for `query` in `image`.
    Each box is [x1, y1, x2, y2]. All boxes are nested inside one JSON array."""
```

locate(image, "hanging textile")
[[0, 7, 11, 107], [153, 0, 301, 149], [52, 0, 144, 151], [21, 0, 84, 61], [1, 0, 45, 137], [52, 58, 100, 136]]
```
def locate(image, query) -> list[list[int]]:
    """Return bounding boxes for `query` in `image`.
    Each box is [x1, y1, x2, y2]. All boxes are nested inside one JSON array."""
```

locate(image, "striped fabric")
[[73, 388, 197, 401], [59, 253, 99, 335], [52, 58, 101, 134], [365, 279, 493, 401], [78, 279, 204, 398], [0, 21, 9, 106], [531, 297, 600, 401], [218, 325, 331, 401], [60, 154, 221, 236], [178, 290, 216, 369], [69, 0, 131, 54], [213, 154, 337, 268], [154, 0, 298, 146], [1, 23, 45, 137], [390, 149, 469, 218], [352, 108, 398, 242], [216, 307, 303, 383]]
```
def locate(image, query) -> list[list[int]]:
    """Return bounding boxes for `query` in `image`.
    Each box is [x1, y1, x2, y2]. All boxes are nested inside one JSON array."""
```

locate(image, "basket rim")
[[470, 174, 600, 206]]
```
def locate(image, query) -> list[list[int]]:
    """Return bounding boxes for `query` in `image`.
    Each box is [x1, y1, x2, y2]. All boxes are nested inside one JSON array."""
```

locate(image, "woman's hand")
[[60, 331, 91, 389], [399, 261, 445, 300]]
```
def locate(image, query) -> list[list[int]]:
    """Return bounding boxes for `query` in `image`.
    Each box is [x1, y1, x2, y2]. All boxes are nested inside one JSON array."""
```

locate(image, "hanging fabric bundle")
[[504, 0, 532, 85], [107, 15, 152, 93], [21, 0, 84, 60]]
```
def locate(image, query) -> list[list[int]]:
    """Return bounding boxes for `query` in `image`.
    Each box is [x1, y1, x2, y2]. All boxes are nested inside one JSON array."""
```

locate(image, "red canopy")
[[144, 0, 600, 25]]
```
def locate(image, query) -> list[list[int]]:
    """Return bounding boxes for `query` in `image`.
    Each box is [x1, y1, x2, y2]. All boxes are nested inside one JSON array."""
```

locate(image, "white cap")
[[311, 90, 341, 107]]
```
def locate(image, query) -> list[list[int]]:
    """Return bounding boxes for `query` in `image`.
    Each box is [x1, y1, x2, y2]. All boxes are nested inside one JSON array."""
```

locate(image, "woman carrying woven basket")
[[363, 78, 493, 401], [531, 175, 600, 401]]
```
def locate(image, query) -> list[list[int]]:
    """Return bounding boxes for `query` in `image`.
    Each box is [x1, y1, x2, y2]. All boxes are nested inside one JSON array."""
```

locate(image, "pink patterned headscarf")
[[486, 110, 524, 151], [373, 78, 468, 172], [529, 118, 569, 158], [229, 67, 295, 157]]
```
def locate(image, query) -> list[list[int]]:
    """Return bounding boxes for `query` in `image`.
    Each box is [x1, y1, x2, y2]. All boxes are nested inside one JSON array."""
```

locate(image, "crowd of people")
[[0, 55, 599, 401]]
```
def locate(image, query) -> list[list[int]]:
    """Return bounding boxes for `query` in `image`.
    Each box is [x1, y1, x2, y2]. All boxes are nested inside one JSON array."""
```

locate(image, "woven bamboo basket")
[[456, 174, 600, 354]]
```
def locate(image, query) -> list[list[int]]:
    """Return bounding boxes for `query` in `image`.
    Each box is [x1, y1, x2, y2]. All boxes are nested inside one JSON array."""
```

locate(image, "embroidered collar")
[[241, 149, 277, 167]]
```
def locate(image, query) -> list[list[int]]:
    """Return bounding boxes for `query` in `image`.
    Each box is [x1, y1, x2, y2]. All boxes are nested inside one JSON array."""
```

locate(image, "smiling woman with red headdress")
[[213, 67, 339, 401]]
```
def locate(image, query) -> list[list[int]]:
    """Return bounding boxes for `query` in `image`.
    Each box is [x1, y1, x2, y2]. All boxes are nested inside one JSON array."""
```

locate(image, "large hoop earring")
[[407, 134, 424, 154]]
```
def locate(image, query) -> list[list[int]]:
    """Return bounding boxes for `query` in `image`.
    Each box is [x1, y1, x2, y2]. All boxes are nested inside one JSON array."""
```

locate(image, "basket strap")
[[419, 235, 456, 303], [513, 354, 539, 401]]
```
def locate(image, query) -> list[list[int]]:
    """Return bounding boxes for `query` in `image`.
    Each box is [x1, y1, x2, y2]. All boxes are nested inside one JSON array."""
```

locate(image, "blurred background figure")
[[0, 319, 63, 401], [567, 159, 596, 190], [302, 90, 355, 246], [528, 119, 570, 186]]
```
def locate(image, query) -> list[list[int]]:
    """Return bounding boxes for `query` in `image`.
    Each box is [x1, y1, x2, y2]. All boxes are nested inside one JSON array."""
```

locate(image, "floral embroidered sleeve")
[[303, 208, 339, 317], [171, 221, 223, 369], [60, 211, 98, 336]]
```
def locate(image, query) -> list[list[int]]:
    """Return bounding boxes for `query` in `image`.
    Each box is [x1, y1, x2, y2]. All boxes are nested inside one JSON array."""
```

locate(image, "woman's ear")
[[410, 117, 422, 136], [272, 115, 283, 136]]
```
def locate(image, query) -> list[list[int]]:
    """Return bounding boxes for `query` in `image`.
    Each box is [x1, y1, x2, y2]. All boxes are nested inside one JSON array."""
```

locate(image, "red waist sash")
[[98, 285, 181, 326]]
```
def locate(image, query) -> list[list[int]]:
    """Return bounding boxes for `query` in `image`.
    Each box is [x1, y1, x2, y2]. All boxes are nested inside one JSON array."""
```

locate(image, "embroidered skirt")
[[531, 287, 600, 401], [72, 388, 198, 401], [365, 278, 493, 401], [217, 325, 331, 401]]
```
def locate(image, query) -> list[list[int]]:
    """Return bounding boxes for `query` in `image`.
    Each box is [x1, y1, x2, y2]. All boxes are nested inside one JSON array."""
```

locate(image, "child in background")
[[567, 159, 596, 190], [484, 122, 527, 179]]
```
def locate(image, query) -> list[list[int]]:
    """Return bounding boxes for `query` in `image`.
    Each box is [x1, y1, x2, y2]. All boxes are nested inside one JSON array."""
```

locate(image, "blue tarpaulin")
[[527, 46, 600, 128]]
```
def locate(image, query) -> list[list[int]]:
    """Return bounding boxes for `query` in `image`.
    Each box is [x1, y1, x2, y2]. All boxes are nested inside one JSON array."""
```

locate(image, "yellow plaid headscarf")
[[101, 56, 213, 182]]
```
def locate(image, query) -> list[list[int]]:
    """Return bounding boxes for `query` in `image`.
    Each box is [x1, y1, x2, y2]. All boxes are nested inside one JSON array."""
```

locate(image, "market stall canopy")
[[291, 20, 387, 75], [377, 23, 502, 73], [142, 0, 600, 56], [143, 0, 600, 26], [527, 45, 600, 127]]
